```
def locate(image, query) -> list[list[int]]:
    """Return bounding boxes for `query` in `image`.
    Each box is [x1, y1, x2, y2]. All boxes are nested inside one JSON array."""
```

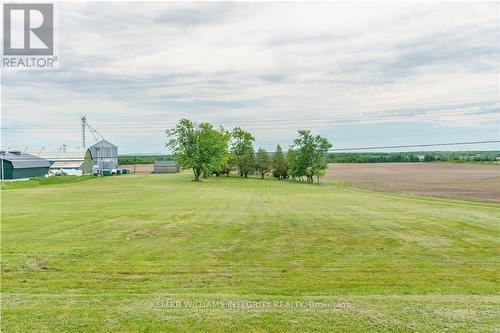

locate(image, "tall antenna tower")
[[81, 115, 86, 148], [80, 116, 105, 148]]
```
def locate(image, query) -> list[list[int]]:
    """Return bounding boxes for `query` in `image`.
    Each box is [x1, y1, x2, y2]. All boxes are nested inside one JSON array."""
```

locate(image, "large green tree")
[[292, 130, 332, 184], [220, 154, 237, 177], [166, 119, 229, 181], [287, 148, 303, 181], [272, 144, 288, 179], [255, 148, 270, 179], [240, 146, 256, 178], [230, 127, 255, 177]]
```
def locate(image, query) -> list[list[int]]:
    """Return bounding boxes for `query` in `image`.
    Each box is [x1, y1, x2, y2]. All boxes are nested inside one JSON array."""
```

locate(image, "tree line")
[[119, 150, 499, 166], [326, 151, 500, 163], [166, 119, 332, 183]]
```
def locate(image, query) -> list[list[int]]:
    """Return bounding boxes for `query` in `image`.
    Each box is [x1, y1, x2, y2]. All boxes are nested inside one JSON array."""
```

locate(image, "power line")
[[2, 110, 496, 131], [2, 140, 499, 159], [330, 140, 500, 152]]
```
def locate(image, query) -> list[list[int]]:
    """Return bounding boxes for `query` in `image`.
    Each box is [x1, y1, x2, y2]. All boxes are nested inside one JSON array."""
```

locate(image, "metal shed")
[[89, 139, 118, 172], [154, 160, 179, 173], [25, 148, 93, 175], [0, 151, 50, 179]]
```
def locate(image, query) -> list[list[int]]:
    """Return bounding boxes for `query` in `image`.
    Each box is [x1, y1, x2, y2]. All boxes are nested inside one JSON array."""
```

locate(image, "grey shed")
[[154, 160, 179, 173]]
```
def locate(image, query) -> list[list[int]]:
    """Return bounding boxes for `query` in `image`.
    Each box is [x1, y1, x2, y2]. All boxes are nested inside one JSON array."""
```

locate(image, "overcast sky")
[[1, 1, 499, 153]]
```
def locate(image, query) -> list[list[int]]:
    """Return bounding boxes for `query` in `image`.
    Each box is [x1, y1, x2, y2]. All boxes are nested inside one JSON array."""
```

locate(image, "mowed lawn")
[[1, 173, 499, 332]]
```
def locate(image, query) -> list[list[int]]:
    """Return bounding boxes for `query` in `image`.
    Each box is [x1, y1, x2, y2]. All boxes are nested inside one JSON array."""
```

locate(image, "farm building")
[[25, 148, 93, 175], [0, 151, 50, 179], [154, 160, 179, 173], [89, 139, 119, 172]]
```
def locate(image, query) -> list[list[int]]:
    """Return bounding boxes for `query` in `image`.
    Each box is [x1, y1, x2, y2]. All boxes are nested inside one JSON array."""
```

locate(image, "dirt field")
[[120, 164, 153, 173], [326, 163, 500, 203]]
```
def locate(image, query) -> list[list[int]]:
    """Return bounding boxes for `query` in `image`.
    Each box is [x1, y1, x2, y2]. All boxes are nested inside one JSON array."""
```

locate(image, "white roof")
[[50, 161, 84, 169], [23, 149, 89, 161]]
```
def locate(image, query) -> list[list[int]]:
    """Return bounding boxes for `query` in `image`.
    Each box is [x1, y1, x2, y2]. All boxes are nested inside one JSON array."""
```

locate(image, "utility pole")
[[81, 115, 86, 149]]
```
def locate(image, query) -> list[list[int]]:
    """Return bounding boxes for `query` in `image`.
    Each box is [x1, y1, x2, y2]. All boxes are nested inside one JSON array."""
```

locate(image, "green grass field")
[[1, 173, 499, 332], [2, 175, 96, 190]]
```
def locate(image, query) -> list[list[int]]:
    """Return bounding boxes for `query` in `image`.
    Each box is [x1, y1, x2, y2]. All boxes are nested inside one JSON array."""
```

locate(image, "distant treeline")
[[326, 151, 500, 163], [120, 151, 499, 165], [118, 155, 175, 165]]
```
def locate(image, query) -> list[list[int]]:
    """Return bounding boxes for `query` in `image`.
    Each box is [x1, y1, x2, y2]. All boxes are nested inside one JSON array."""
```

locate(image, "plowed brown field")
[[326, 163, 500, 202]]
